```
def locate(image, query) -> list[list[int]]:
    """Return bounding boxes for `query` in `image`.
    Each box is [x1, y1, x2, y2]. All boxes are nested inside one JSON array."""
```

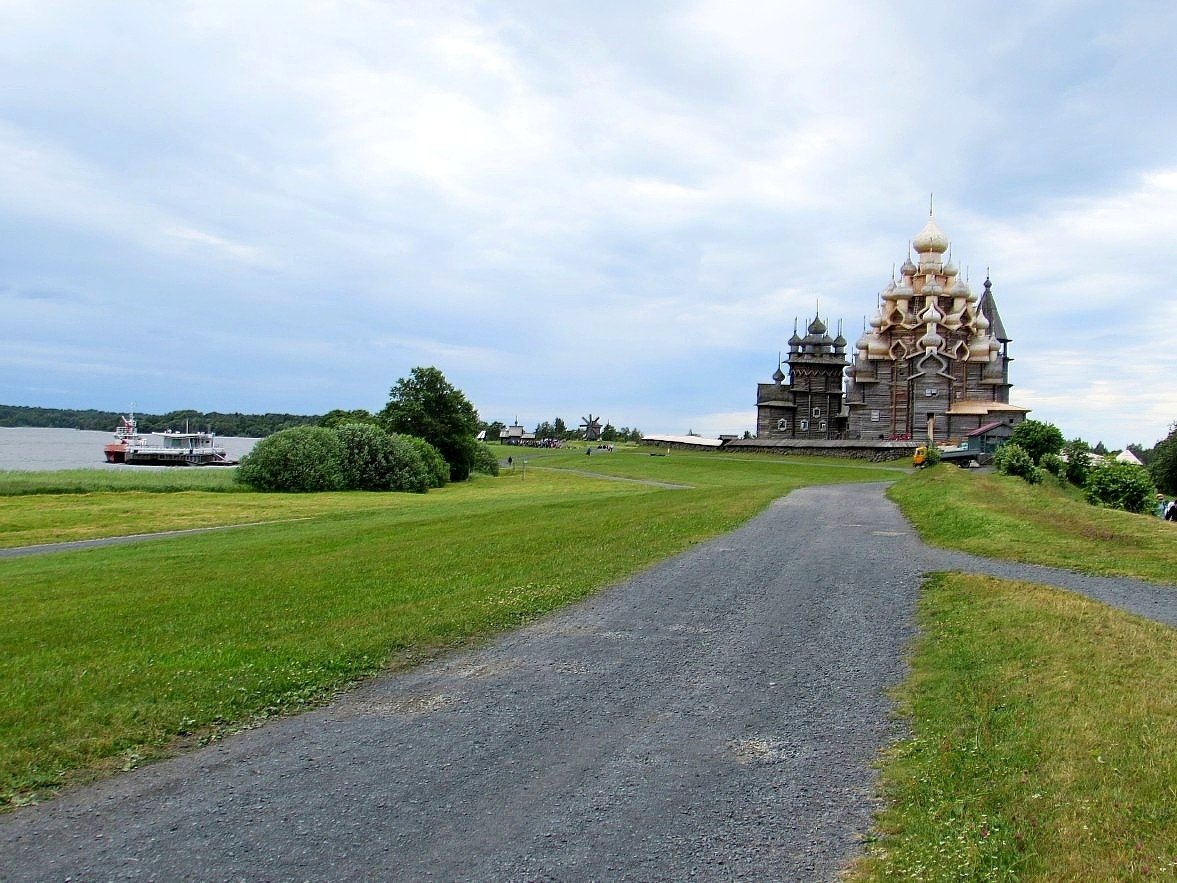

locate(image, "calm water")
[[0, 427, 259, 471]]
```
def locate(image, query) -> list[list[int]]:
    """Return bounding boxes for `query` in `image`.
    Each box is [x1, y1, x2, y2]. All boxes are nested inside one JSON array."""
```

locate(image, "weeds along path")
[[3, 482, 1172, 881]]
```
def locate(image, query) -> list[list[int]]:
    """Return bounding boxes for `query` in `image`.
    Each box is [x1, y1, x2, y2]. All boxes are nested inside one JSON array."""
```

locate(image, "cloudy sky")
[[3, 0, 1175, 448]]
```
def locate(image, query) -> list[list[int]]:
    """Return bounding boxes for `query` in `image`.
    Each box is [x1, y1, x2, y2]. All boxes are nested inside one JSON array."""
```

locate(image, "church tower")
[[843, 212, 1027, 440], [755, 313, 848, 439]]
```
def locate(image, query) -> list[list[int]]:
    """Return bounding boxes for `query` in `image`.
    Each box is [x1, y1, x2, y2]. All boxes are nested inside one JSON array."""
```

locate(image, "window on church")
[[812, 407, 821, 418], [800, 419, 809, 431], [871, 410, 880, 422], [820, 421, 827, 431], [777, 418, 788, 431]]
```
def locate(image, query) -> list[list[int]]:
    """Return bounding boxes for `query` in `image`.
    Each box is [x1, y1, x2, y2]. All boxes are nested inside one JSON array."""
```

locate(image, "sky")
[[3, 0, 1176, 449]]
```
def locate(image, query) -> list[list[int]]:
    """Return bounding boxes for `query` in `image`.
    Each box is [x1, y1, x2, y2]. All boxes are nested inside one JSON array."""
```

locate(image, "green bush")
[[385, 434, 431, 493], [1061, 438, 1093, 487], [470, 442, 500, 476], [1085, 462, 1155, 513], [236, 426, 347, 492], [1009, 419, 1065, 465], [334, 422, 396, 491], [398, 435, 448, 488], [1040, 452, 1065, 481], [994, 442, 1040, 483]]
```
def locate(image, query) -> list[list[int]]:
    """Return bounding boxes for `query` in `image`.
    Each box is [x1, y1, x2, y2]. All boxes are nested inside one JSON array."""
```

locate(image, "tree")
[[236, 426, 346, 492], [1008, 420, 1064, 465], [1093, 441, 1109, 455], [319, 408, 375, 429], [1148, 423, 1177, 495], [601, 423, 617, 442], [1061, 438, 1093, 487], [1085, 462, 1155, 513], [379, 367, 480, 481], [553, 417, 567, 438]]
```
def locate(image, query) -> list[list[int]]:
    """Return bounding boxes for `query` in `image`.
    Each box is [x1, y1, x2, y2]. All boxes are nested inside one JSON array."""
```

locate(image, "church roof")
[[978, 278, 1010, 342]]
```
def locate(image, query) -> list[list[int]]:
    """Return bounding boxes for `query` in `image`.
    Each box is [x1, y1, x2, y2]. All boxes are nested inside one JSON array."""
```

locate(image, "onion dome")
[[913, 216, 949, 254], [808, 315, 827, 335], [918, 297, 944, 326], [900, 256, 917, 276], [943, 257, 959, 277], [788, 330, 802, 351], [968, 331, 991, 360], [973, 309, 990, 333], [950, 277, 971, 298], [856, 327, 871, 351], [893, 277, 914, 299], [921, 277, 943, 298], [881, 280, 898, 300], [918, 325, 944, 354], [867, 331, 889, 358], [772, 365, 785, 383], [869, 307, 884, 330]]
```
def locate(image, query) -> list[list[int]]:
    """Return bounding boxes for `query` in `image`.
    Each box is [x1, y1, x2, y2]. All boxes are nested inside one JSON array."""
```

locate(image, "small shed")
[[965, 420, 1014, 454]]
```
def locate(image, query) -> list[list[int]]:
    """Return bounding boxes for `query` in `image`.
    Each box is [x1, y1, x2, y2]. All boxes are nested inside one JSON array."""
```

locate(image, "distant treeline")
[[0, 405, 321, 438]]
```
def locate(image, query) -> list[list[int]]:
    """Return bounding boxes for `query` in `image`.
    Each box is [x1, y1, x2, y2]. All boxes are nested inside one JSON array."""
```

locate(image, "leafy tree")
[[922, 445, 942, 467], [1008, 420, 1064, 465], [236, 426, 346, 492], [627, 427, 644, 442], [1085, 462, 1155, 513], [479, 420, 505, 441], [1040, 452, 1065, 481], [994, 442, 1041, 483], [1147, 422, 1177, 495], [320, 408, 375, 429], [601, 423, 617, 442], [379, 366, 480, 481], [1093, 441, 1108, 455], [534, 421, 555, 440], [553, 417, 567, 438], [742, 430, 753, 439], [1061, 438, 1093, 487]]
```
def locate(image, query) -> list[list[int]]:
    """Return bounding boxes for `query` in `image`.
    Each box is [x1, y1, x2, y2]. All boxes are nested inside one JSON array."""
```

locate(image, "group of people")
[[1156, 494, 1177, 521]]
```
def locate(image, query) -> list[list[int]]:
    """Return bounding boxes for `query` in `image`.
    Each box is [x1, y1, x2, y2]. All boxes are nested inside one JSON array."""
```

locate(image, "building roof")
[[965, 420, 1008, 437], [945, 400, 1029, 416], [642, 434, 724, 448], [1115, 448, 1144, 466]]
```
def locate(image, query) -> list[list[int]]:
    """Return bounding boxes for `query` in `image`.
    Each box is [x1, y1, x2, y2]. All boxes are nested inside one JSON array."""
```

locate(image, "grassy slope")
[[887, 466, 1177, 584], [849, 467, 1177, 880], [0, 450, 899, 805]]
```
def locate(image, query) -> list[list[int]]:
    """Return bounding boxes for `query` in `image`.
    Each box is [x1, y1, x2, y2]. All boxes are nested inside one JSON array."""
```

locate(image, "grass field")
[[849, 466, 1177, 880], [0, 449, 899, 806], [6, 453, 1175, 879], [888, 466, 1177, 583]]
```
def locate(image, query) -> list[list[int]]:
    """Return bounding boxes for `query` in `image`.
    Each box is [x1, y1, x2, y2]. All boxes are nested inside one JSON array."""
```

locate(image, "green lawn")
[[0, 450, 899, 806], [849, 467, 1177, 880]]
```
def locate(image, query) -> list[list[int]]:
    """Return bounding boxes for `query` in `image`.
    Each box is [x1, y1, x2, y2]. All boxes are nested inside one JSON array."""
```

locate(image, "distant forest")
[[0, 405, 321, 438]]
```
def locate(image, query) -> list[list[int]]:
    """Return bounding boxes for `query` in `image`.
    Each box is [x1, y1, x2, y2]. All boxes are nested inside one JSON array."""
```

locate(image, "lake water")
[[0, 427, 260, 471]]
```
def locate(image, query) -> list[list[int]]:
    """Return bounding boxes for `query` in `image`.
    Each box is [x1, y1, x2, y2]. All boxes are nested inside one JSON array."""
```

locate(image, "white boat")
[[103, 413, 236, 466]]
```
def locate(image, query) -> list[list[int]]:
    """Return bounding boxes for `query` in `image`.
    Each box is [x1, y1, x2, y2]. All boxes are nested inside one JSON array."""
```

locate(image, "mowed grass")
[[0, 467, 244, 496], [849, 466, 1177, 880], [888, 466, 1177, 583], [0, 450, 899, 806], [849, 573, 1177, 880]]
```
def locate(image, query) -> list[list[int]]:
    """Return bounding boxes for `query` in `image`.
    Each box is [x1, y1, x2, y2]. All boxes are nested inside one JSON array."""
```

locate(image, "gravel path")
[[1, 482, 1174, 881]]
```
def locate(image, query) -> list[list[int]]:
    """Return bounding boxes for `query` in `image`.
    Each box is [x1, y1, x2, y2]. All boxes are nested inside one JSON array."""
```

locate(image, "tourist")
[[1166, 500, 1177, 522], [1156, 493, 1167, 518]]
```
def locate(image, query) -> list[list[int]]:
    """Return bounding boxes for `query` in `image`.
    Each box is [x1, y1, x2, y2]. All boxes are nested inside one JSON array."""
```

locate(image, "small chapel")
[[754, 211, 1028, 446]]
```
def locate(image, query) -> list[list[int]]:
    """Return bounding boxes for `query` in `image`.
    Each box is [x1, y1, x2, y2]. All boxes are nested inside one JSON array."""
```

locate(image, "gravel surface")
[[2, 482, 1174, 882]]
